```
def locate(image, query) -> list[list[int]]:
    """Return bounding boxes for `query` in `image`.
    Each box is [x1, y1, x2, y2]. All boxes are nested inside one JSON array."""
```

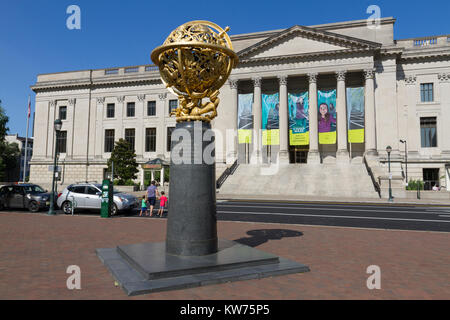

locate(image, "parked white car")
[[56, 183, 138, 215]]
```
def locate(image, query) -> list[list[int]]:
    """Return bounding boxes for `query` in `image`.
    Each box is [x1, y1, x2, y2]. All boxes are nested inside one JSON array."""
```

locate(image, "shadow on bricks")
[[233, 229, 303, 248]]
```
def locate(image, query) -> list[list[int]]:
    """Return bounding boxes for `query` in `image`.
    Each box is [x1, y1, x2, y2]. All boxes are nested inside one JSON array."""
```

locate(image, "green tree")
[[0, 101, 20, 181], [107, 138, 138, 184], [0, 100, 9, 141], [0, 142, 20, 181]]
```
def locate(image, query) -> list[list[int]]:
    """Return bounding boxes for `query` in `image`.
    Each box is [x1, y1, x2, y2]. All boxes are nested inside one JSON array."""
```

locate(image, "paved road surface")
[[215, 200, 450, 232]]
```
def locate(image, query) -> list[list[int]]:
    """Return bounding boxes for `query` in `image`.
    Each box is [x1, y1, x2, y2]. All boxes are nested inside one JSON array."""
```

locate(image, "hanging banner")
[[318, 89, 337, 144], [346, 87, 365, 143], [238, 93, 253, 144], [262, 93, 280, 145], [288, 92, 309, 146]]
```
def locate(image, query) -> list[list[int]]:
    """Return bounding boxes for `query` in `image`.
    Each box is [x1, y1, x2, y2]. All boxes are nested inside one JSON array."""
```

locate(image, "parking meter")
[[101, 179, 113, 218]]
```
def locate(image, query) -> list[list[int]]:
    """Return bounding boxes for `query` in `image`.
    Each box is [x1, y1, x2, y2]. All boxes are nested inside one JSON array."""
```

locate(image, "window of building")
[[127, 102, 135, 117], [169, 100, 178, 114], [124, 67, 139, 73], [125, 128, 135, 151], [145, 128, 156, 152], [167, 127, 175, 152], [56, 131, 67, 154], [145, 65, 158, 72], [423, 168, 440, 190], [105, 69, 119, 75], [106, 103, 115, 118], [420, 83, 434, 102], [104, 129, 115, 153], [59, 106, 67, 120], [420, 117, 437, 148], [147, 101, 156, 116]]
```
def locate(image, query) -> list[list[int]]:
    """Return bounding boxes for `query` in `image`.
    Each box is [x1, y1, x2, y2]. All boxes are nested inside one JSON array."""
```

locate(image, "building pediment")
[[237, 25, 381, 61]]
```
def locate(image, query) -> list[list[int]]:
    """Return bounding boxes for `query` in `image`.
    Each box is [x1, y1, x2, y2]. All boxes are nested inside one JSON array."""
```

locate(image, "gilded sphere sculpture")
[[151, 21, 239, 122]]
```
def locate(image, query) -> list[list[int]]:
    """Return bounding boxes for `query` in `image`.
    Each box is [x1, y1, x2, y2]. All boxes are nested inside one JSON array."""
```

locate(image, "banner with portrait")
[[238, 93, 253, 144], [261, 93, 280, 145], [318, 89, 337, 145], [346, 87, 365, 143], [288, 92, 309, 146]]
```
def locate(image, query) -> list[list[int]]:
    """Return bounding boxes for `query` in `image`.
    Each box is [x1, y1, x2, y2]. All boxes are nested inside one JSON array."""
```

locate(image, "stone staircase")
[[218, 159, 381, 199]]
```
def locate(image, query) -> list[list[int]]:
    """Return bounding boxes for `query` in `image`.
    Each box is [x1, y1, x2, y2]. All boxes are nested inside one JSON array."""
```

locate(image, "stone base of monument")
[[96, 239, 309, 296]]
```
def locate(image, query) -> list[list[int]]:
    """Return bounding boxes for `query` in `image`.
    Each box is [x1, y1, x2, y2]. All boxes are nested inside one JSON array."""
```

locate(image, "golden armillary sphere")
[[151, 20, 239, 122]]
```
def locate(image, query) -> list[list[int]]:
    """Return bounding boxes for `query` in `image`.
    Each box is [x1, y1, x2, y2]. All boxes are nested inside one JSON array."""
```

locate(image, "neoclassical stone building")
[[30, 17, 450, 198]]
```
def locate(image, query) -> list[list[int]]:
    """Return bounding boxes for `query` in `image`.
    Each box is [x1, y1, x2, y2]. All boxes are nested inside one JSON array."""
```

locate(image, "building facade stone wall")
[[30, 17, 450, 192]]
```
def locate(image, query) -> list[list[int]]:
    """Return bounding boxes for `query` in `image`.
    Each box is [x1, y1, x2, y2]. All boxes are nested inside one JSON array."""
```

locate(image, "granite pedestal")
[[96, 239, 310, 296]]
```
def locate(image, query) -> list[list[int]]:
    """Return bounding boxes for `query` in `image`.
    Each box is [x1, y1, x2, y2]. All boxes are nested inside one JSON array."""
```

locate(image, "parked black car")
[[0, 184, 53, 212]]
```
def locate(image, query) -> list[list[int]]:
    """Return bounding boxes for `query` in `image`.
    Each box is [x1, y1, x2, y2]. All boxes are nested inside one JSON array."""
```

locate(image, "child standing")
[[139, 195, 148, 217], [157, 191, 168, 217]]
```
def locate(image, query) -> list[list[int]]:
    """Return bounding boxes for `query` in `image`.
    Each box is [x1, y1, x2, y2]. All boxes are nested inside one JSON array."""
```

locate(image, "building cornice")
[[399, 46, 450, 61], [378, 46, 404, 57], [237, 48, 375, 66]]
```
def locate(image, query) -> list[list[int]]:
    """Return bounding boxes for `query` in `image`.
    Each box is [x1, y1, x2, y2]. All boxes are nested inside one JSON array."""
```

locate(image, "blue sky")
[[0, 0, 449, 137]]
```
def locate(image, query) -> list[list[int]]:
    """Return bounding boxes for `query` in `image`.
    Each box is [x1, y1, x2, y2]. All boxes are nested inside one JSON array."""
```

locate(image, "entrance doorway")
[[423, 168, 439, 190], [289, 146, 308, 163]]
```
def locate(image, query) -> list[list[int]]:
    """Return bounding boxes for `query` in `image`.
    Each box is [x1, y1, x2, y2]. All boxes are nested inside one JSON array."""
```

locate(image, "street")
[[104, 199, 450, 232], [215, 200, 450, 232]]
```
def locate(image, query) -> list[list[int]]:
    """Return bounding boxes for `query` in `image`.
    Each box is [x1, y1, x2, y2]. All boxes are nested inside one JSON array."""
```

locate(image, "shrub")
[[406, 179, 424, 190]]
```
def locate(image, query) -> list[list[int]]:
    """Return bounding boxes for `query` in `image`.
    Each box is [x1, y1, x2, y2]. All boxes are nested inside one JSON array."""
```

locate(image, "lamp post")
[[48, 119, 62, 215], [386, 145, 393, 202], [400, 139, 408, 186]]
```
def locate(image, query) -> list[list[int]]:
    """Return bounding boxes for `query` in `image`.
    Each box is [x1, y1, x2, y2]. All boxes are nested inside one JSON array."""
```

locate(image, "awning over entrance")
[[141, 158, 170, 187], [142, 158, 170, 170]]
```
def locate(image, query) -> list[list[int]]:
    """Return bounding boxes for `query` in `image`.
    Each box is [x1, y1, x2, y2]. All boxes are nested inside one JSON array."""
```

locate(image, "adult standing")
[[146, 180, 160, 217]]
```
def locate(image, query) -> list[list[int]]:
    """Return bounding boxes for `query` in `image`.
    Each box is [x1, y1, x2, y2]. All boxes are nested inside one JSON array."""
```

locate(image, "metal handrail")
[[216, 159, 239, 189], [229, 159, 239, 175], [363, 155, 381, 198]]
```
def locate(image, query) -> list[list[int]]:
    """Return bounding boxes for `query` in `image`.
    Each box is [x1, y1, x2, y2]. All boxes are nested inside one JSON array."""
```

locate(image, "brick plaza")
[[0, 212, 448, 299]]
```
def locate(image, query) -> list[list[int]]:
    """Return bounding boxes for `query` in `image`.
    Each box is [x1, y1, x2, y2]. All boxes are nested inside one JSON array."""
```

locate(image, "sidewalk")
[[216, 193, 450, 206], [0, 211, 448, 299]]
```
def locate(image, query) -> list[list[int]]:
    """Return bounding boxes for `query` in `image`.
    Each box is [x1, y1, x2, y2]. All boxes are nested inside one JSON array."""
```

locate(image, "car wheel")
[[62, 201, 73, 215], [111, 203, 118, 216], [0, 202, 4, 211], [28, 201, 40, 212]]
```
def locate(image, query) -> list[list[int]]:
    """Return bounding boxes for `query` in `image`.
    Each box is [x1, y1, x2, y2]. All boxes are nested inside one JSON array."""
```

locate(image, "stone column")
[[136, 94, 146, 159], [139, 165, 145, 188], [117, 96, 125, 139], [228, 79, 238, 163], [161, 166, 165, 186], [166, 121, 217, 255], [438, 73, 450, 160], [364, 69, 377, 156], [47, 100, 57, 158], [278, 75, 289, 164], [307, 73, 320, 164], [251, 77, 262, 164], [68, 98, 77, 161], [404, 75, 418, 157], [156, 93, 167, 158], [95, 97, 105, 159], [336, 71, 349, 163]]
